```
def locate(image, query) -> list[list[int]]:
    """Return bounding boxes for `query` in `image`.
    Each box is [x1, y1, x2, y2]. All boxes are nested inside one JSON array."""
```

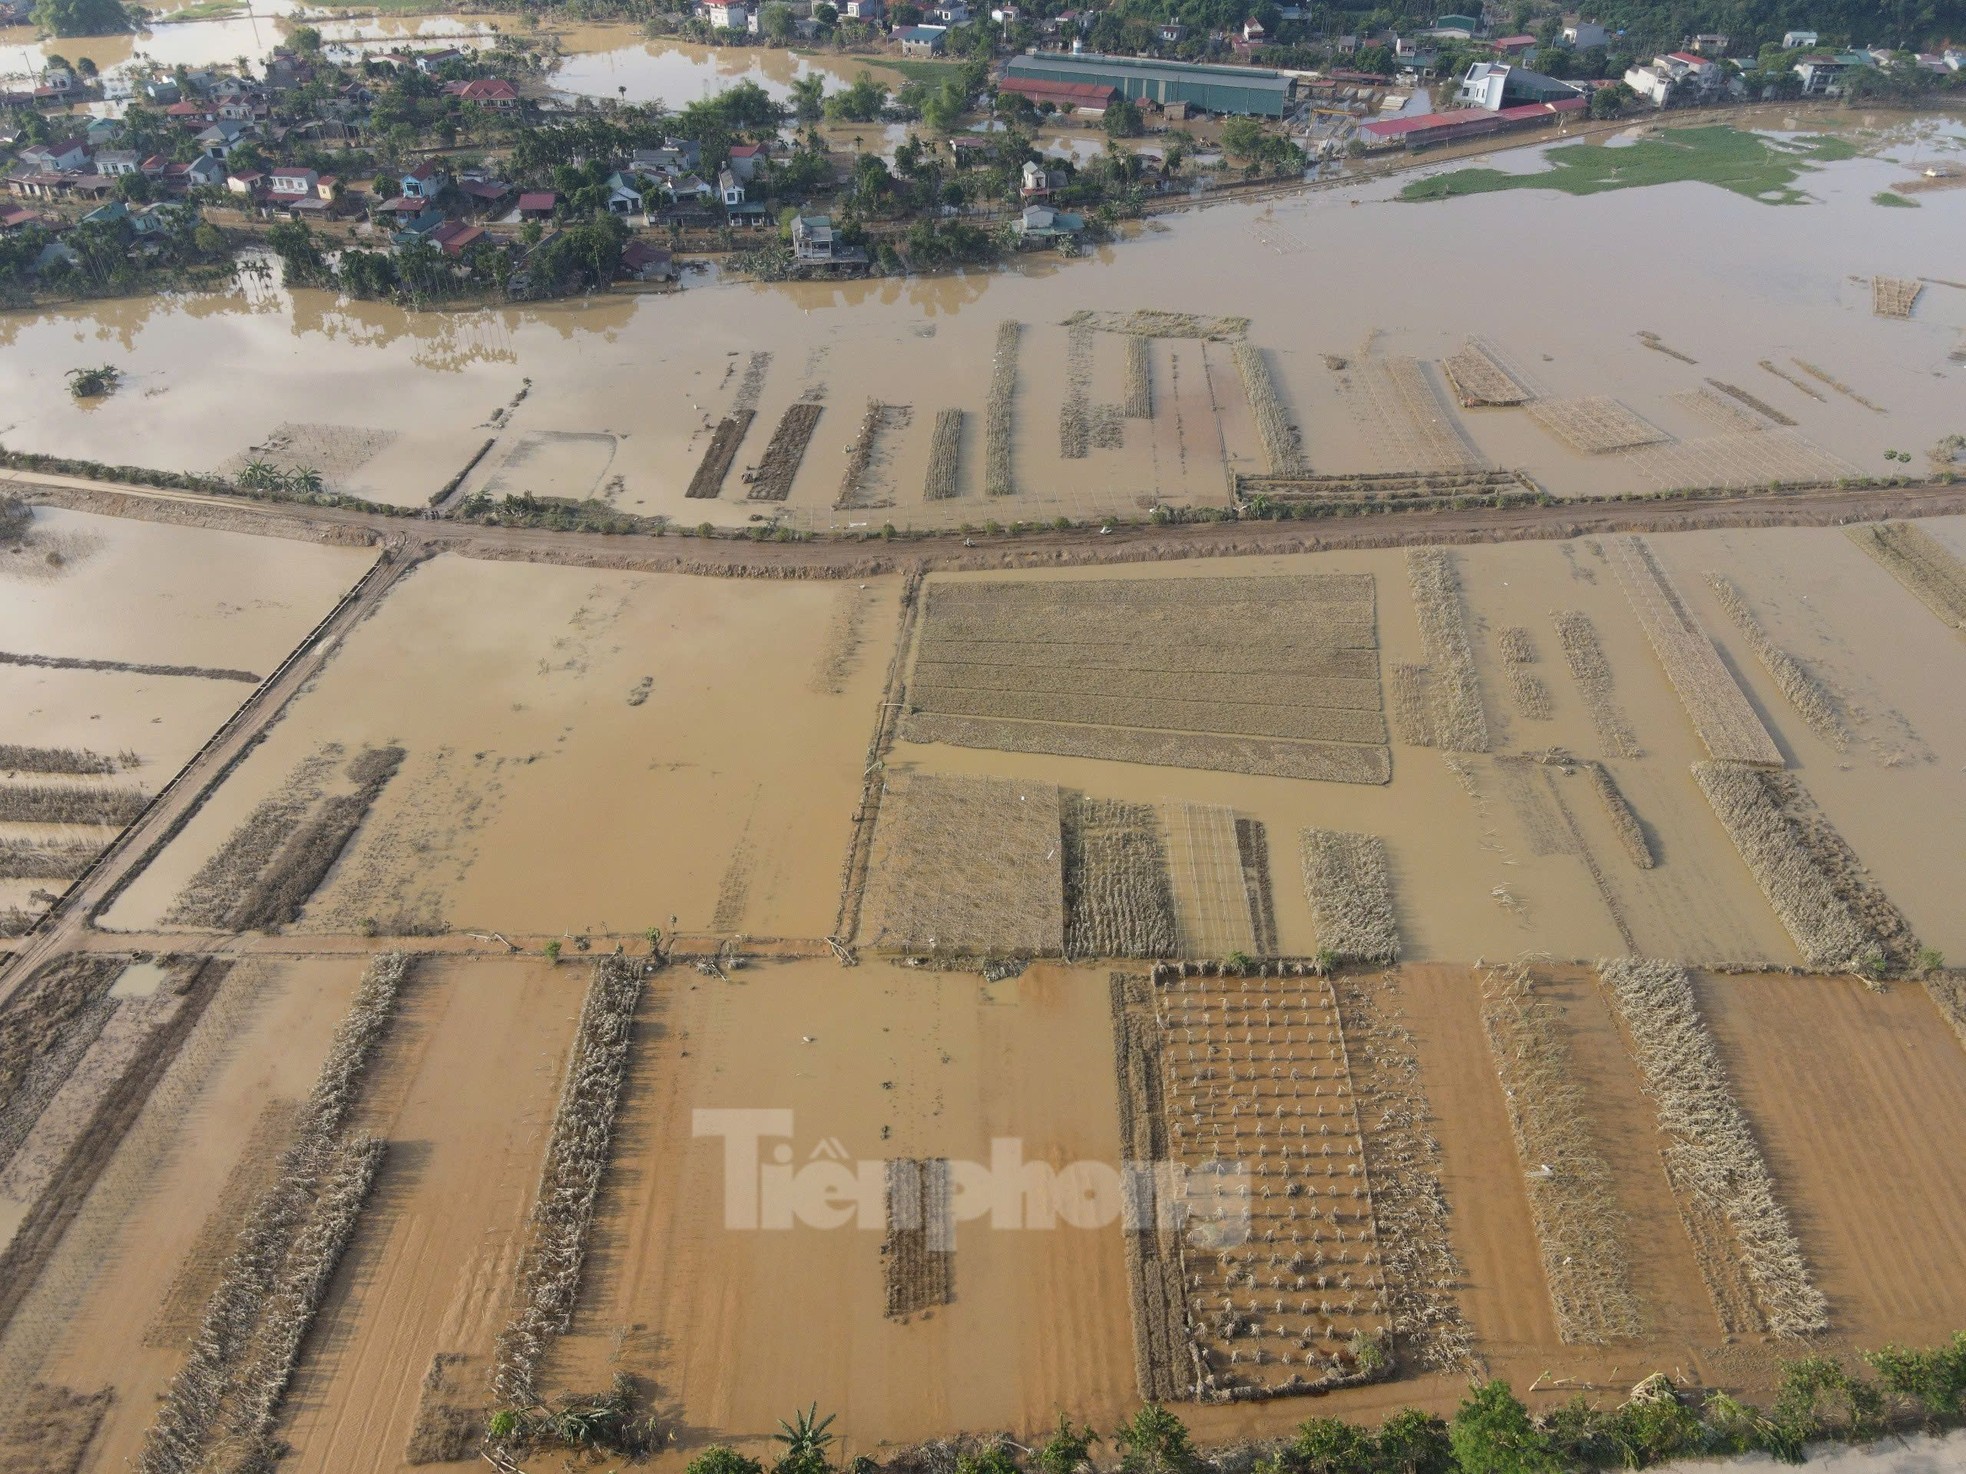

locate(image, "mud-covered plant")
[[67, 364, 120, 398], [1449, 1380, 1563, 1474], [1864, 1335, 1966, 1427], [1115, 1404, 1199, 1474], [1035, 1417, 1097, 1474], [689, 1448, 767, 1474]]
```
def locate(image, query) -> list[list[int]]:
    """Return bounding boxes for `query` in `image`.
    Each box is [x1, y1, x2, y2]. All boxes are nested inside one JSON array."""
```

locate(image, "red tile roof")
[[518, 191, 557, 211]]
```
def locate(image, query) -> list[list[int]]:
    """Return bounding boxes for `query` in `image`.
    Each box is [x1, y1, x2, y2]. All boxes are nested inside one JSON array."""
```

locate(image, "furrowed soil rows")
[[1235, 820, 1278, 956], [1062, 795, 1178, 959], [1495, 625, 1551, 722], [685, 411, 755, 500], [1701, 380, 1795, 427], [985, 321, 1021, 497], [230, 746, 405, 931], [0, 746, 119, 776], [1155, 967, 1392, 1399], [1609, 537, 1783, 766], [1298, 830, 1400, 964], [1552, 610, 1641, 759], [1478, 963, 1640, 1344], [1871, 276, 1922, 317], [1330, 971, 1475, 1373], [746, 402, 824, 502], [1441, 339, 1533, 407], [922, 409, 965, 500], [491, 953, 646, 1408], [1062, 309, 1249, 340], [1123, 335, 1153, 419], [860, 772, 1064, 955], [1404, 549, 1490, 753], [1527, 397, 1669, 454], [1164, 802, 1257, 959], [1062, 322, 1094, 460], [837, 401, 913, 510], [1848, 520, 1966, 635], [165, 747, 339, 928], [881, 1158, 954, 1318], [904, 715, 1393, 785], [1705, 572, 1849, 749], [1596, 960, 1827, 1336], [1621, 431, 1856, 492], [0, 784, 148, 825], [0, 837, 99, 881], [135, 952, 408, 1474], [902, 575, 1390, 783], [1693, 762, 1919, 971], [1342, 358, 1484, 473], [1109, 973, 1188, 1400], [1588, 762, 1653, 868], [1232, 343, 1307, 477]]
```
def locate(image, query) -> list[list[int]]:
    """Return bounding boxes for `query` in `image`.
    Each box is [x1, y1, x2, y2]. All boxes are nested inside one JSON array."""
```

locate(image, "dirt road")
[[16, 473, 1966, 582]]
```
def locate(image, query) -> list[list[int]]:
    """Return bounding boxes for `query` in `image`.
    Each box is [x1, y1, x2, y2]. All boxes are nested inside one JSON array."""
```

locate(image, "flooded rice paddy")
[[0, 116, 1960, 533]]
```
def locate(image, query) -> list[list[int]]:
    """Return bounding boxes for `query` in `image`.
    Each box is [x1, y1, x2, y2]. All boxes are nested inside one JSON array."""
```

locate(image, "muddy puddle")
[[1, 115, 1959, 526]]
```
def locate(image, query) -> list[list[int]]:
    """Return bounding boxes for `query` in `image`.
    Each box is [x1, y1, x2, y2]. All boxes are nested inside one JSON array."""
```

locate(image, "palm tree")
[[774, 1405, 837, 1474]]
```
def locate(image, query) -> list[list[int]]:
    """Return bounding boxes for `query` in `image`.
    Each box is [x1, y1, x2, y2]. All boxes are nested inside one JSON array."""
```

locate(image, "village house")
[[716, 168, 745, 207], [517, 190, 558, 220], [428, 218, 486, 257], [444, 78, 521, 109], [618, 239, 677, 282], [792, 210, 836, 261], [1561, 18, 1608, 47], [726, 142, 766, 182], [1013, 201, 1083, 244], [844, 0, 884, 16], [400, 159, 451, 200], [19, 137, 91, 173], [896, 24, 949, 55], [1782, 30, 1819, 49], [194, 120, 253, 159], [703, 1, 749, 29]]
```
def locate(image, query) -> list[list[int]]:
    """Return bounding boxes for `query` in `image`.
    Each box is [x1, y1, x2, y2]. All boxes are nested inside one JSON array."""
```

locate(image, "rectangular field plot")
[[861, 773, 1065, 955], [902, 576, 1390, 785], [1621, 430, 1856, 491], [1127, 968, 1393, 1400], [1696, 972, 1966, 1341], [1527, 397, 1669, 455]]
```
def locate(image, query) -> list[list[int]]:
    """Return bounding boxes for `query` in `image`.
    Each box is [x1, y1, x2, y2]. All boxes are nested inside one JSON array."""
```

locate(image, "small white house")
[[1561, 20, 1607, 48], [718, 167, 744, 206], [1782, 30, 1818, 49], [705, 1, 749, 28]]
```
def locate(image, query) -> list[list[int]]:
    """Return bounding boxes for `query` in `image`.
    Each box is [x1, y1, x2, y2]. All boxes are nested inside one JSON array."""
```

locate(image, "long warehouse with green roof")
[[999, 52, 1294, 117]]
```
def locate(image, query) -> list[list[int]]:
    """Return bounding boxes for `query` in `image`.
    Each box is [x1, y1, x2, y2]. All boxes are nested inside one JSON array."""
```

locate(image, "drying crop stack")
[[1478, 965, 1640, 1344], [492, 953, 645, 1407], [1298, 830, 1399, 964], [1597, 958, 1828, 1335]]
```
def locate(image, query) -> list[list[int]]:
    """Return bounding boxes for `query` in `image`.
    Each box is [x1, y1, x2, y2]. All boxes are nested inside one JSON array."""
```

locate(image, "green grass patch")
[[853, 54, 964, 87], [1400, 125, 1860, 206], [155, 0, 245, 19], [1872, 189, 1920, 207]]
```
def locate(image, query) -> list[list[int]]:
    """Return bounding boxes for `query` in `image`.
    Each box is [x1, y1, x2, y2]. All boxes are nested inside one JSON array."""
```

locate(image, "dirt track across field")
[[14, 473, 1966, 582]]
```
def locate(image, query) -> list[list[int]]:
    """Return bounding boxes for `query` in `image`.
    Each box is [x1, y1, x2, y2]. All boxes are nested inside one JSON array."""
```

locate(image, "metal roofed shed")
[[1000, 52, 1292, 117]]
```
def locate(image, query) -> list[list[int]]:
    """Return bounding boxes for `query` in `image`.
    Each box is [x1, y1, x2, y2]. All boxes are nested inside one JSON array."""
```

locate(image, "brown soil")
[[1694, 971, 1966, 1343]]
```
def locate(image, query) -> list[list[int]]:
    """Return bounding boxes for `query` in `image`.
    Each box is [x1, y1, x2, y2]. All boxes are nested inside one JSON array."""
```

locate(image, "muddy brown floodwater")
[[1, 116, 1959, 532]]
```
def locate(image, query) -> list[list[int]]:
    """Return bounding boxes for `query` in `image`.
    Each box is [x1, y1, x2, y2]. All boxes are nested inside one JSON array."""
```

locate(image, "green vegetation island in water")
[[1400, 125, 1861, 206]]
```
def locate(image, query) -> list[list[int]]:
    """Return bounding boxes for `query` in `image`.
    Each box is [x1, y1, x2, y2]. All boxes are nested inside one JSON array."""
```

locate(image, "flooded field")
[[5, 100, 1966, 1474], [1, 117, 1960, 525], [101, 555, 900, 937], [0, 508, 373, 929]]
